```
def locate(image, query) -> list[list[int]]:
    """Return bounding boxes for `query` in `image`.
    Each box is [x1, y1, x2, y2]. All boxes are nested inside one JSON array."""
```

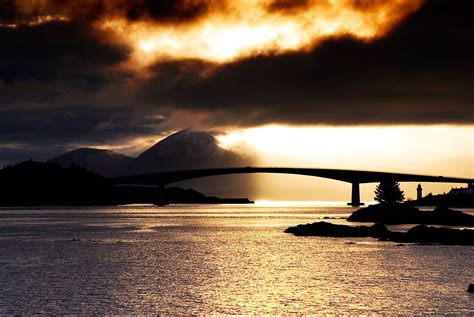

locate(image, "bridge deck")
[[110, 167, 473, 207], [110, 167, 474, 186]]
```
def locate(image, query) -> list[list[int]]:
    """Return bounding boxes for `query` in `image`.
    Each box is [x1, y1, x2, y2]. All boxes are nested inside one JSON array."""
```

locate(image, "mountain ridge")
[[49, 129, 247, 177], [49, 147, 133, 177], [128, 129, 244, 175]]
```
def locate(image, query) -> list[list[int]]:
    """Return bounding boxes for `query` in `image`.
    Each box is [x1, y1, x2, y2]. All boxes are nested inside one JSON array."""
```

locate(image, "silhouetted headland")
[[285, 221, 474, 245], [348, 204, 474, 226], [409, 191, 474, 208], [0, 161, 252, 206]]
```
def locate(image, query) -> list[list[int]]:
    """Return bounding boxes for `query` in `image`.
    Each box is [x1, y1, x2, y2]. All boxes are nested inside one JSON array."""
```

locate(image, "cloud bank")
[[0, 0, 473, 163]]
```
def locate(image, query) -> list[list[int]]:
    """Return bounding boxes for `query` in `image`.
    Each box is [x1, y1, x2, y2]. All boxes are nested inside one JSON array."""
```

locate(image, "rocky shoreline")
[[348, 204, 474, 226], [285, 204, 474, 245], [285, 221, 474, 245]]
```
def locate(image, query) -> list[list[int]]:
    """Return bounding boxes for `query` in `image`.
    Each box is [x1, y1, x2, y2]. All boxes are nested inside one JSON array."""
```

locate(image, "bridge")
[[110, 167, 474, 206]]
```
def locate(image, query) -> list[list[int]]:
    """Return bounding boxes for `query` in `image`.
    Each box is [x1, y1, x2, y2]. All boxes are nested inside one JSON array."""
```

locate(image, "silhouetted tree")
[[374, 180, 405, 204]]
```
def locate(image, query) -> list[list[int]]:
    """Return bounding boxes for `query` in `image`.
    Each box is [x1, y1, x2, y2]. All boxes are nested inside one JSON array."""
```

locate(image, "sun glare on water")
[[254, 200, 358, 207]]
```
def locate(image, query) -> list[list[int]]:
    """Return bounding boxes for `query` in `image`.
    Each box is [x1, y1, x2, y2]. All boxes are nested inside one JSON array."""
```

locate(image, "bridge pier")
[[347, 182, 364, 207], [154, 184, 168, 206], [111, 167, 474, 207]]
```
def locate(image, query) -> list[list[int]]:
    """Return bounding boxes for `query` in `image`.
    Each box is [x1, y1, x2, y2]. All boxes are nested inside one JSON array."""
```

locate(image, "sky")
[[0, 0, 473, 201], [217, 125, 473, 201]]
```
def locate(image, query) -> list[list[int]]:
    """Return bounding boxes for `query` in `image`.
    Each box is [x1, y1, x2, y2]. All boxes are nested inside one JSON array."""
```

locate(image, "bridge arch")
[[111, 167, 474, 206]]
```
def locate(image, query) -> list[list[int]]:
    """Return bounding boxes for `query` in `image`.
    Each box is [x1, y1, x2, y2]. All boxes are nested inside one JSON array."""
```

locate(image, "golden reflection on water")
[[254, 200, 376, 207], [0, 205, 473, 314]]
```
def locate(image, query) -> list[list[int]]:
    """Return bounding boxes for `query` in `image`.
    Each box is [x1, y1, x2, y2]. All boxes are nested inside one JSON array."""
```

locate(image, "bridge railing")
[[110, 166, 474, 185], [132, 166, 472, 180]]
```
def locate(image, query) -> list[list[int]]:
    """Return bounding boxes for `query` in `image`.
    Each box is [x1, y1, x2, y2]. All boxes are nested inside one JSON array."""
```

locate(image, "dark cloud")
[[0, 106, 167, 167], [139, 0, 474, 125], [0, 0, 16, 21], [0, 20, 129, 83], [0, 107, 164, 145], [126, 0, 211, 23], [0, 147, 60, 167], [0, 0, 216, 25], [0, 0, 473, 165], [0, 16, 142, 164]]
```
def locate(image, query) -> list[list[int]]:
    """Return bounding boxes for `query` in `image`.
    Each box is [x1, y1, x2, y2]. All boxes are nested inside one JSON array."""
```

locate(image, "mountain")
[[128, 129, 246, 175], [47, 130, 253, 199], [49, 148, 133, 177]]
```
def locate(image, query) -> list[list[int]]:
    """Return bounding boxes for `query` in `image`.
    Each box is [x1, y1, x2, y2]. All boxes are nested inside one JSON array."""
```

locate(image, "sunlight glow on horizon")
[[218, 124, 473, 201], [218, 124, 474, 175], [60, 124, 473, 202]]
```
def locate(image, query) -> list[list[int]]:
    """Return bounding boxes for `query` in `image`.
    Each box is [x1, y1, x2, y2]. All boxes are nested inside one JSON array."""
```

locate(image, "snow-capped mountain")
[[49, 130, 253, 197], [128, 129, 245, 175]]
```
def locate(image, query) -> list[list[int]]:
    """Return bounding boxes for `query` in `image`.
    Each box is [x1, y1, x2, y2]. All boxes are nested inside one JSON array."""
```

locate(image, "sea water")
[[0, 204, 473, 314]]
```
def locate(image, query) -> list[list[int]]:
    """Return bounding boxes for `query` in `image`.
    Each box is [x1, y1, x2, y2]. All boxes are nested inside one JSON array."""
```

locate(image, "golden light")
[[218, 125, 474, 201], [138, 40, 157, 53], [218, 125, 474, 173], [3, 0, 426, 69], [0, 14, 68, 28], [97, 0, 425, 68]]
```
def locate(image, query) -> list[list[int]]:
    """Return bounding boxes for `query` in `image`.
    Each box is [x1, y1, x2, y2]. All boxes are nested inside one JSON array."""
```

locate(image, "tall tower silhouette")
[[417, 184, 423, 200]]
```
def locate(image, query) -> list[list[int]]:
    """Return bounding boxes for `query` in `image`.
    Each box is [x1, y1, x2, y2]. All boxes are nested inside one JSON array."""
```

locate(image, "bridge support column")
[[154, 184, 169, 206], [347, 182, 364, 207]]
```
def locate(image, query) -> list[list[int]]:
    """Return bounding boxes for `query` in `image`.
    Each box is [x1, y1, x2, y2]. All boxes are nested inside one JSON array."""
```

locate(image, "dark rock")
[[285, 222, 474, 245], [432, 206, 474, 225], [468, 284, 474, 293], [348, 204, 474, 226], [391, 225, 474, 245], [348, 204, 418, 224], [284, 221, 389, 238]]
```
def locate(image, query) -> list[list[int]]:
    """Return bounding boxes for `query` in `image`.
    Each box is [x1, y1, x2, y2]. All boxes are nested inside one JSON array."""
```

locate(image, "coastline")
[[286, 204, 474, 245]]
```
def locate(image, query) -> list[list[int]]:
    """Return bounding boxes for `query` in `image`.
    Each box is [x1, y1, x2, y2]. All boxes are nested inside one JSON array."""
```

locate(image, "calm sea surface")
[[0, 204, 473, 314]]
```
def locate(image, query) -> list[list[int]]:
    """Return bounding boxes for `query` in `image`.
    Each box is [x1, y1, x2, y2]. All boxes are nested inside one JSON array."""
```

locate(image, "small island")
[[286, 180, 474, 245]]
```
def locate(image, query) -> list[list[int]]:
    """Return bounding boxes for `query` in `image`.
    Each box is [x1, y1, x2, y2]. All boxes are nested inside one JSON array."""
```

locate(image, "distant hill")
[[47, 130, 253, 199], [127, 129, 246, 175], [0, 160, 252, 206], [49, 148, 133, 177], [0, 160, 116, 206]]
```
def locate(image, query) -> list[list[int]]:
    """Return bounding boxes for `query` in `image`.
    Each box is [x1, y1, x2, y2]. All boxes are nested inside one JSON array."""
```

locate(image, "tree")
[[374, 180, 405, 204]]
